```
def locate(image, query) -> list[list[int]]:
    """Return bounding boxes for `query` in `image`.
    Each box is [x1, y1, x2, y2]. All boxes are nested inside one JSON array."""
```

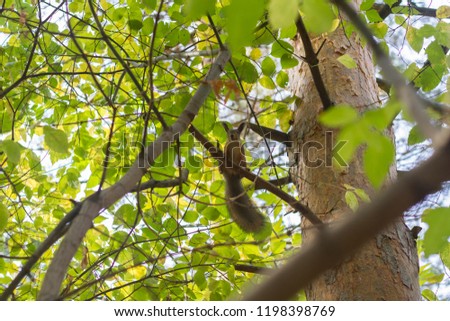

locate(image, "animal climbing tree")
[[0, 0, 449, 300]]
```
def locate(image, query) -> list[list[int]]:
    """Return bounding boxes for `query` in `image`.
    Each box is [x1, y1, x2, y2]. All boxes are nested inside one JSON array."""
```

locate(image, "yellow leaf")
[[127, 266, 147, 280], [250, 48, 262, 60], [436, 5, 450, 19]]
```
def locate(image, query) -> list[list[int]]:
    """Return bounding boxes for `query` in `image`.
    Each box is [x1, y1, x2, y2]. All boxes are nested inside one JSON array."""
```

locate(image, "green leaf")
[[128, 19, 143, 31], [362, 101, 400, 130], [128, 6, 143, 31], [345, 191, 358, 211], [194, 270, 207, 290], [301, 0, 336, 34], [370, 22, 388, 39], [184, 0, 215, 19], [268, 0, 299, 29], [277, 106, 292, 132], [238, 61, 258, 83], [354, 188, 370, 203], [276, 71, 289, 88], [43, 126, 69, 154], [270, 239, 286, 254], [436, 22, 450, 47], [111, 7, 127, 21], [394, 15, 406, 26], [422, 207, 450, 256], [419, 264, 444, 285], [259, 75, 276, 89], [114, 204, 137, 227], [189, 232, 209, 246], [436, 5, 450, 19], [224, 0, 265, 52], [363, 134, 394, 188], [417, 24, 436, 38], [337, 54, 357, 69], [292, 233, 302, 246], [203, 207, 221, 221], [1, 140, 22, 164], [406, 27, 423, 53], [280, 24, 297, 39], [336, 122, 367, 165], [280, 54, 298, 69], [407, 125, 426, 145], [250, 48, 262, 60], [183, 211, 199, 223], [192, 100, 216, 133], [142, 17, 154, 35], [253, 221, 272, 240], [360, 0, 375, 11], [68, 1, 82, 12], [421, 289, 437, 301], [0, 109, 13, 134], [143, 0, 156, 10], [186, 155, 202, 173], [318, 104, 359, 128], [366, 9, 382, 23], [261, 57, 276, 76], [416, 67, 441, 92], [385, 0, 400, 6], [0, 203, 9, 232], [440, 243, 450, 271], [271, 40, 293, 58], [425, 40, 447, 67]]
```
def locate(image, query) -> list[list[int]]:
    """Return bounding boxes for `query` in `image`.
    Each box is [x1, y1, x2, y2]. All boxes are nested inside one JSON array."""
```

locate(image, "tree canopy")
[[0, 0, 449, 300]]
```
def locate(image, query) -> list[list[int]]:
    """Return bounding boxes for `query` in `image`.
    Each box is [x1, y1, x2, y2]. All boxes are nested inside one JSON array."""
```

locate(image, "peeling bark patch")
[[377, 234, 413, 288], [378, 235, 400, 274], [399, 269, 414, 289], [324, 268, 337, 285]]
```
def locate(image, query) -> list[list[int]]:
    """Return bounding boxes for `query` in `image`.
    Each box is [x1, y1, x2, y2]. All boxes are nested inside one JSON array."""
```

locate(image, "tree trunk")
[[288, 5, 421, 300]]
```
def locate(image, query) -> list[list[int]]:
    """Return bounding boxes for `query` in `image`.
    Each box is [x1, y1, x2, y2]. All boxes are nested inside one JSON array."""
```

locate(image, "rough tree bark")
[[287, 2, 421, 300]]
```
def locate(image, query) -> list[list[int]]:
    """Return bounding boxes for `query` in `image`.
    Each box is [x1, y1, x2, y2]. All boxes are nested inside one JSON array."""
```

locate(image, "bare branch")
[[130, 168, 189, 192], [234, 264, 272, 275], [254, 175, 292, 190], [373, 2, 438, 19], [246, 122, 291, 147], [295, 16, 333, 110]]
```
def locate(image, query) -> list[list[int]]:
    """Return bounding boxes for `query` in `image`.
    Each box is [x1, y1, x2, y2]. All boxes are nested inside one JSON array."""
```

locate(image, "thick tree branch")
[[244, 137, 450, 300], [36, 49, 230, 300], [246, 123, 291, 147], [234, 264, 272, 275], [188, 125, 322, 226], [254, 175, 292, 190], [295, 16, 334, 110], [373, 2, 437, 20]]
